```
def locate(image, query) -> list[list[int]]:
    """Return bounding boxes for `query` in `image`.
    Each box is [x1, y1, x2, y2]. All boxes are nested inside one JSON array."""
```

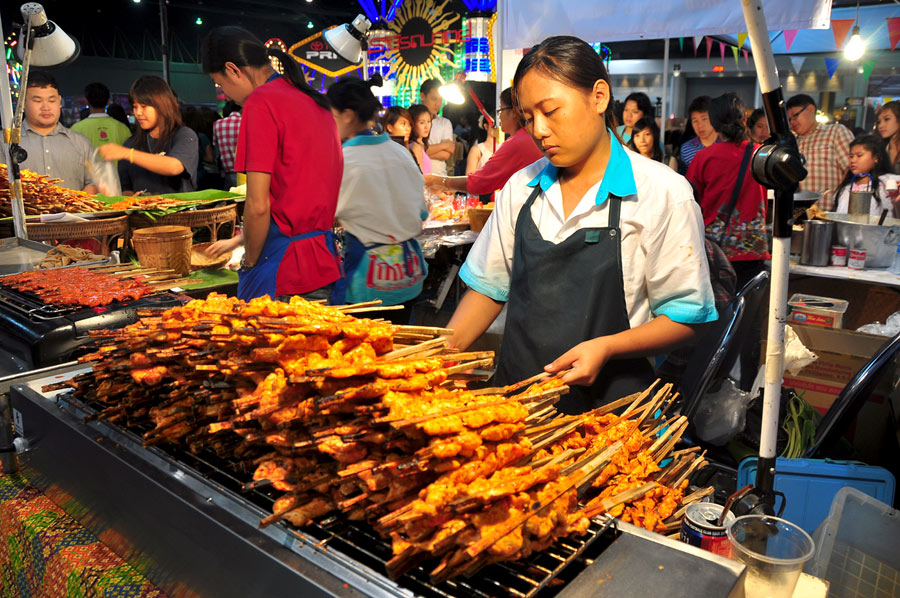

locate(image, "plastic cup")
[[726, 515, 815, 598]]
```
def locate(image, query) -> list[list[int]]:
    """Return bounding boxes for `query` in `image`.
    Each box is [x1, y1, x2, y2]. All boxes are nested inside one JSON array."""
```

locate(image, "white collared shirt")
[[460, 144, 717, 328]]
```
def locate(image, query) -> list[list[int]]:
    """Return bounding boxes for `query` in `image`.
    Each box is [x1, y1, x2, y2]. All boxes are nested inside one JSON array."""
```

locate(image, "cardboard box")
[[788, 294, 849, 329], [785, 324, 896, 462]]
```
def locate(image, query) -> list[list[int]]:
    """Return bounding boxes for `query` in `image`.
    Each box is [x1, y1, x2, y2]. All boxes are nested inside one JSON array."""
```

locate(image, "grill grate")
[[0, 283, 181, 321], [61, 392, 619, 598]]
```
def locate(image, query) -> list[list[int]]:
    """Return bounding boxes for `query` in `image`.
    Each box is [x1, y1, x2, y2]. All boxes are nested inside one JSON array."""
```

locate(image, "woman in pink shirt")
[[425, 88, 543, 196]]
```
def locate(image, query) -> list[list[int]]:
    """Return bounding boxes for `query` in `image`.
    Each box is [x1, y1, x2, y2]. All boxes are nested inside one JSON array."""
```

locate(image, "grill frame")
[[59, 389, 621, 598]]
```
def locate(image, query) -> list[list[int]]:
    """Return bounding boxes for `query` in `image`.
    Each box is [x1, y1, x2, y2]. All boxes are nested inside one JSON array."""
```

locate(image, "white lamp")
[[16, 3, 80, 68], [844, 25, 865, 62], [0, 3, 80, 239], [439, 81, 466, 105], [323, 14, 371, 64]]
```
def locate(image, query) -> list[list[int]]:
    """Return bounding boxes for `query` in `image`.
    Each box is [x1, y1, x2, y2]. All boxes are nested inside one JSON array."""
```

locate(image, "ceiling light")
[[844, 25, 865, 61], [307, 20, 314, 29], [195, 17, 203, 25], [439, 81, 465, 105]]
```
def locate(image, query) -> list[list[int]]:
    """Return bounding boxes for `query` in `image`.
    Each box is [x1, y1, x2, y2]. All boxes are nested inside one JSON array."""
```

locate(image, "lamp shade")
[[16, 3, 80, 68], [323, 14, 371, 64]]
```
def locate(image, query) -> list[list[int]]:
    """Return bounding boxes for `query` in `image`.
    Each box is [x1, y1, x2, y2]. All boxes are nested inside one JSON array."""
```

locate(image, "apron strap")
[[607, 193, 622, 229]]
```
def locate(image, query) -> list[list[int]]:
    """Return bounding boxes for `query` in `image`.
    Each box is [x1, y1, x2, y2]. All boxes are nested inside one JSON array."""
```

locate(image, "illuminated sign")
[[712, 65, 725, 73]]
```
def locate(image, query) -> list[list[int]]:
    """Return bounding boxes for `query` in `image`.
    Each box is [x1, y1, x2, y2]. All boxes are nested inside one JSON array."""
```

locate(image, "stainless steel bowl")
[[824, 212, 900, 268]]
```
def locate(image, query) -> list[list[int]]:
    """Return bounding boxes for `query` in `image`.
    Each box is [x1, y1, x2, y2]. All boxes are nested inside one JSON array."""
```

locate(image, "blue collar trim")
[[526, 129, 638, 205], [343, 132, 390, 147]]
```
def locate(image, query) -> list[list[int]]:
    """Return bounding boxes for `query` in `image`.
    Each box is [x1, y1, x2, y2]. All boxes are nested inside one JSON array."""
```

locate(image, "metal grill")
[[0, 283, 180, 320], [61, 391, 620, 598]]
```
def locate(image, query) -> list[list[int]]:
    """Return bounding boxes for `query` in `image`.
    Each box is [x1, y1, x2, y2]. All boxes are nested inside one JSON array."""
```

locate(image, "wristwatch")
[[239, 255, 255, 272]]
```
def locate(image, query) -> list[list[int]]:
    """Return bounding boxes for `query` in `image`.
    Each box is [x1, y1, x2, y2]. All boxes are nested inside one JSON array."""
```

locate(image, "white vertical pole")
[[0, 12, 27, 240], [494, 2, 504, 141], [661, 38, 669, 145], [741, 0, 784, 468]]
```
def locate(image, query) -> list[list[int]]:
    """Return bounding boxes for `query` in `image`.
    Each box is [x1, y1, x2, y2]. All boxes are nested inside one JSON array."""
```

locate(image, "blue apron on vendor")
[[331, 131, 429, 306], [237, 218, 337, 302]]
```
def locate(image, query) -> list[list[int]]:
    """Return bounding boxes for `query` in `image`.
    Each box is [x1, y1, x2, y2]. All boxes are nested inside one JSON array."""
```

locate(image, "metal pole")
[[159, 0, 170, 82], [661, 38, 669, 146], [0, 394, 16, 473], [494, 1, 503, 141], [741, 0, 799, 507], [1, 13, 32, 240]]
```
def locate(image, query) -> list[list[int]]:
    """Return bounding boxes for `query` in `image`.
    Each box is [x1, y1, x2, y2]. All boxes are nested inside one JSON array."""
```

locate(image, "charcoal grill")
[[0, 282, 185, 374], [8, 366, 746, 598]]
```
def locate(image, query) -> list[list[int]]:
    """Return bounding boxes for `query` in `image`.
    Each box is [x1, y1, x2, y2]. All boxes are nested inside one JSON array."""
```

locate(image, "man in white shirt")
[[420, 79, 455, 176]]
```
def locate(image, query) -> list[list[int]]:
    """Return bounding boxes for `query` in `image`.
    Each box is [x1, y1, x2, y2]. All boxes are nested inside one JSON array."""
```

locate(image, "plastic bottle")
[[890, 243, 900, 275]]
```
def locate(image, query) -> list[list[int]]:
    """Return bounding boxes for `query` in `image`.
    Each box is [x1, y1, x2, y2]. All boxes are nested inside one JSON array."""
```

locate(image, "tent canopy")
[[501, 0, 830, 49]]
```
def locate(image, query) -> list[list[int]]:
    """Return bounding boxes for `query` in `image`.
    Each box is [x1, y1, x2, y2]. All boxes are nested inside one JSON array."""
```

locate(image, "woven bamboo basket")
[[467, 208, 493, 233], [128, 204, 237, 243], [132, 225, 192, 275], [26, 215, 129, 256], [190, 242, 231, 271]]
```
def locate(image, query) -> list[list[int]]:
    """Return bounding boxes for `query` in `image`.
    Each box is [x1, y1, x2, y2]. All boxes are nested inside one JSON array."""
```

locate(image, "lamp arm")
[[466, 86, 494, 129]]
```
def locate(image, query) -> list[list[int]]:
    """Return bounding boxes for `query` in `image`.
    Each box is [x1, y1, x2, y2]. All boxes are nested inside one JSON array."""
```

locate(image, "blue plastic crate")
[[737, 457, 895, 534]]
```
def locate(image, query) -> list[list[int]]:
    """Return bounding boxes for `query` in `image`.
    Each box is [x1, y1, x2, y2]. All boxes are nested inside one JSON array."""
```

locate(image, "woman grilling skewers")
[[200, 27, 342, 302], [447, 36, 717, 414]]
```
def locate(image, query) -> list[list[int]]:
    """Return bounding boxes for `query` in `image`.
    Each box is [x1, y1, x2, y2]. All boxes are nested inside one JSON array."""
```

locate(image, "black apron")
[[493, 185, 655, 414]]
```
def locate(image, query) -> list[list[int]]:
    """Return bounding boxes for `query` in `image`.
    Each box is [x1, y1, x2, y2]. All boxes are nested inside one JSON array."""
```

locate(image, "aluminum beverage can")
[[680, 503, 735, 557], [831, 245, 848, 267], [848, 249, 866, 270]]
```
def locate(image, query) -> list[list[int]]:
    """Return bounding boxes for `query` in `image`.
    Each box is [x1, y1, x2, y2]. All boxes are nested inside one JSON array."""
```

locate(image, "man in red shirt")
[[201, 27, 342, 301], [426, 88, 542, 198]]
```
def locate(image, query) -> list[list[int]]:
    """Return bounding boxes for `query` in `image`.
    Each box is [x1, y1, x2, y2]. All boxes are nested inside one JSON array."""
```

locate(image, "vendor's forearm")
[[131, 150, 186, 177], [442, 176, 468, 193], [243, 172, 272, 265], [603, 316, 700, 360], [447, 289, 505, 350]]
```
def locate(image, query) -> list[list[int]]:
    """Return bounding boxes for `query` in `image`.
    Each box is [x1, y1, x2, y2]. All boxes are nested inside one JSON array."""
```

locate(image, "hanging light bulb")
[[844, 25, 865, 61], [195, 16, 203, 25], [307, 20, 314, 29]]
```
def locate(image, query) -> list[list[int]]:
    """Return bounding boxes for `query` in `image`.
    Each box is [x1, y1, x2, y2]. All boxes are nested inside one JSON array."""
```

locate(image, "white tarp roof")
[[501, 0, 832, 49]]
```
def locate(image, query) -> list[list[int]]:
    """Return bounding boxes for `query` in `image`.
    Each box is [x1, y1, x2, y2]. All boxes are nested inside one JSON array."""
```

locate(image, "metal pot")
[[825, 212, 900, 268], [800, 220, 835, 266]]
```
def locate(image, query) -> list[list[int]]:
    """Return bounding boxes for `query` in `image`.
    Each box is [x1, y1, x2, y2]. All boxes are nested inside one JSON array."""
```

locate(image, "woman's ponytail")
[[201, 26, 330, 111], [266, 47, 331, 111]]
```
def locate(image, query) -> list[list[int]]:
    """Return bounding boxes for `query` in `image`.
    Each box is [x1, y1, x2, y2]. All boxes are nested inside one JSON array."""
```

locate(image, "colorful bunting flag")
[[783, 30, 799, 53], [743, 48, 750, 66], [679, 37, 684, 52], [862, 59, 877, 81], [825, 57, 840, 79], [693, 35, 703, 56], [888, 17, 900, 51], [732, 45, 739, 67], [831, 19, 855, 51], [737, 33, 748, 49], [706, 36, 713, 60], [719, 41, 726, 62], [790, 55, 806, 74]]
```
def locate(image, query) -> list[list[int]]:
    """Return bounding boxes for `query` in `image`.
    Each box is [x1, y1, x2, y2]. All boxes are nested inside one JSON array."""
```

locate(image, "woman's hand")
[[544, 337, 612, 386], [205, 235, 243, 258], [98, 143, 130, 162]]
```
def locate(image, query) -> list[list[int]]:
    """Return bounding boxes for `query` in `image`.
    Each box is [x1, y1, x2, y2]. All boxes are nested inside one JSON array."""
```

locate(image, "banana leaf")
[[93, 190, 244, 219]]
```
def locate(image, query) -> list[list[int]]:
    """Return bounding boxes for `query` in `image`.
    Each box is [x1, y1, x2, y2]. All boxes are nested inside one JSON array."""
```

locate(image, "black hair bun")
[[367, 73, 384, 88]]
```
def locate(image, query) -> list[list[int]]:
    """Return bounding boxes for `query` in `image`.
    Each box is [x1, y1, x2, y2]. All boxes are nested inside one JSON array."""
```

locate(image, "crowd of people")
[[17, 27, 900, 410]]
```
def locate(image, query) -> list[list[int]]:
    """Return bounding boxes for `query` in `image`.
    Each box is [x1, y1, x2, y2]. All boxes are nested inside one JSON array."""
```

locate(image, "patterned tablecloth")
[[0, 472, 168, 598]]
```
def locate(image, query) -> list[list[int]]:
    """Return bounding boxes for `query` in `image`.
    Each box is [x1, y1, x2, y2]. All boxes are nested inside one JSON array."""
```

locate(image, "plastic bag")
[[856, 310, 900, 337], [693, 379, 754, 446], [88, 148, 121, 197]]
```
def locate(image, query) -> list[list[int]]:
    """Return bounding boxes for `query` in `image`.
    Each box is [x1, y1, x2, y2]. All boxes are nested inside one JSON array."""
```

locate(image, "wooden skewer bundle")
[[46, 293, 708, 583]]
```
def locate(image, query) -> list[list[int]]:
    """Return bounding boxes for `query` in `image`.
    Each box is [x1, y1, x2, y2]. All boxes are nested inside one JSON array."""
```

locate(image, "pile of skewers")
[[49, 294, 712, 583], [107, 196, 203, 211], [1, 263, 193, 307], [0, 165, 106, 216]]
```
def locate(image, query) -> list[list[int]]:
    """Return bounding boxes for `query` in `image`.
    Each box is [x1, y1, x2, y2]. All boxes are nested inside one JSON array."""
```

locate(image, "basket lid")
[[133, 225, 192, 238]]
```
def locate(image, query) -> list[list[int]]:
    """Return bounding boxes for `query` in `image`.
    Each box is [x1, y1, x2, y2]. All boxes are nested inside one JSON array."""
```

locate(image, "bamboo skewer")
[[380, 338, 448, 361]]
